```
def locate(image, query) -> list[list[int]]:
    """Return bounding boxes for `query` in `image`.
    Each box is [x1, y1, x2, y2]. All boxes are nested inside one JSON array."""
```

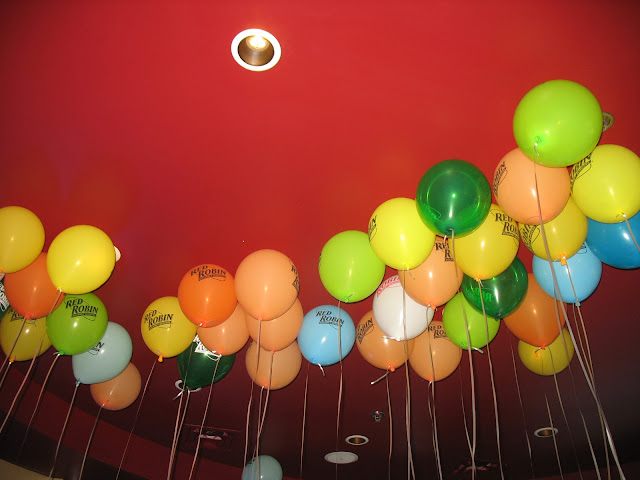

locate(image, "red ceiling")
[[1, 1, 640, 479]]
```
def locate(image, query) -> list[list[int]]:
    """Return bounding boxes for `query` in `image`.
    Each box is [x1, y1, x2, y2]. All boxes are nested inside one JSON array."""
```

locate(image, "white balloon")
[[372, 275, 434, 340]]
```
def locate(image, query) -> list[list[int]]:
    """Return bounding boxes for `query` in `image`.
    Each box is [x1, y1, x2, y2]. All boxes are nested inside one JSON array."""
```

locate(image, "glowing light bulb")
[[248, 35, 268, 50]]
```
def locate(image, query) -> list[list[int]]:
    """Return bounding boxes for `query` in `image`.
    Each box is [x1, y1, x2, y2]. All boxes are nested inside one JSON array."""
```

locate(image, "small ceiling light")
[[534, 427, 558, 438], [324, 451, 358, 464], [231, 29, 281, 71], [345, 435, 369, 446]]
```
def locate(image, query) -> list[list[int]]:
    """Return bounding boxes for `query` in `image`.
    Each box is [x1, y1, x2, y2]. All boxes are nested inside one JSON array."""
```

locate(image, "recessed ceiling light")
[[345, 435, 369, 446], [231, 29, 281, 71], [324, 451, 358, 464], [534, 427, 558, 438]]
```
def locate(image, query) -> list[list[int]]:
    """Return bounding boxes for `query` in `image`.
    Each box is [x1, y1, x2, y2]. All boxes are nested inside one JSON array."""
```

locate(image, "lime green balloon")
[[46, 293, 108, 355], [416, 160, 491, 237], [513, 79, 602, 167], [319, 230, 385, 303], [177, 340, 235, 389], [442, 293, 500, 350]]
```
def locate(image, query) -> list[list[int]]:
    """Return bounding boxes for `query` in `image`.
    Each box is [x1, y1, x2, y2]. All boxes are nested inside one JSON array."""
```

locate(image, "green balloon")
[[177, 339, 235, 389], [46, 293, 109, 355], [442, 293, 500, 350], [318, 230, 385, 303], [461, 257, 528, 318], [513, 79, 602, 167], [416, 160, 491, 237]]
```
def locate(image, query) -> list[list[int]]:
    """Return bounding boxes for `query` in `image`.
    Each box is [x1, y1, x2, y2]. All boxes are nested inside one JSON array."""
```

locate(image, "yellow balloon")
[[0, 206, 45, 274], [141, 296, 197, 359], [47, 225, 116, 294], [0, 308, 51, 361], [518, 328, 574, 376], [519, 197, 587, 261], [368, 197, 436, 270], [571, 144, 640, 223], [453, 204, 519, 280]]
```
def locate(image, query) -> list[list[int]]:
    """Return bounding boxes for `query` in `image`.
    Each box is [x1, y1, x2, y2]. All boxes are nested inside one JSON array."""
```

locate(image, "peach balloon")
[[246, 299, 303, 352], [399, 237, 462, 308], [245, 341, 302, 390], [197, 303, 249, 355], [409, 321, 462, 382], [493, 148, 571, 225], [90, 363, 141, 411], [355, 310, 414, 371]]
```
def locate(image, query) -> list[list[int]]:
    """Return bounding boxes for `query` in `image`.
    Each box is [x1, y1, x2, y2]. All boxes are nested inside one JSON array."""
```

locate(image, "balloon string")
[[386, 372, 392, 480], [167, 388, 188, 480], [299, 362, 310, 479], [243, 379, 255, 471], [0, 361, 12, 394], [335, 311, 343, 480], [370, 370, 390, 386], [18, 351, 61, 458], [116, 357, 157, 480], [188, 359, 220, 480], [0, 317, 26, 382], [459, 295, 477, 479], [533, 164, 626, 479], [400, 272, 416, 480], [457, 368, 474, 471], [544, 392, 564, 479], [0, 331, 45, 436], [48, 381, 80, 479], [78, 405, 102, 480], [478, 283, 504, 480], [427, 382, 443, 480], [255, 354, 273, 461], [564, 263, 581, 307], [620, 214, 640, 253], [507, 332, 535, 479]]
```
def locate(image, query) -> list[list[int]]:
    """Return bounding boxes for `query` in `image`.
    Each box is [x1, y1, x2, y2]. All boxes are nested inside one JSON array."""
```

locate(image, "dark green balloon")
[[177, 340, 235, 389], [416, 159, 491, 236], [461, 257, 528, 318]]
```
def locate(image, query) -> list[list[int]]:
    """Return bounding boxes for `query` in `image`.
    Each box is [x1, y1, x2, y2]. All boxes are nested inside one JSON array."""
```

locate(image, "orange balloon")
[[503, 274, 566, 347], [197, 303, 250, 355], [245, 340, 302, 390], [4, 253, 64, 319], [399, 237, 462, 308], [235, 249, 299, 321], [246, 299, 303, 352], [355, 310, 414, 371], [409, 321, 463, 382], [177, 264, 237, 327], [493, 148, 571, 225], [90, 363, 141, 411]]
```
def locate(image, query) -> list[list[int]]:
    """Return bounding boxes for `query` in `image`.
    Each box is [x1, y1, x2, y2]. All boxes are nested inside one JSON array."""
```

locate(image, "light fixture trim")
[[231, 29, 281, 71], [345, 434, 369, 446], [324, 451, 358, 464], [534, 427, 558, 438]]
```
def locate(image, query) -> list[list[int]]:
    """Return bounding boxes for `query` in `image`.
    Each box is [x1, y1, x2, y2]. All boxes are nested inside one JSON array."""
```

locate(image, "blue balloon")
[[72, 322, 133, 384], [242, 455, 283, 480], [586, 214, 640, 269], [532, 244, 602, 304], [297, 305, 355, 366]]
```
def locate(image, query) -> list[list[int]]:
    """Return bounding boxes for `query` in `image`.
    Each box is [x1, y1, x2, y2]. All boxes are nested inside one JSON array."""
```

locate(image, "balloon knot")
[[389, 367, 395, 373], [8, 357, 14, 364], [157, 355, 164, 363], [560, 257, 567, 266]]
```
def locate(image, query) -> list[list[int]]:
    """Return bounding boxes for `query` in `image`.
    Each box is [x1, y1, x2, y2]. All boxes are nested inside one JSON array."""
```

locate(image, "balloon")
[[493, 148, 570, 224], [46, 225, 116, 294], [242, 455, 283, 480], [586, 213, 640, 269], [518, 329, 575, 376], [245, 341, 302, 390], [570, 144, 640, 223], [90, 362, 142, 411], [399, 236, 462, 309], [177, 264, 237, 327], [177, 336, 235, 389], [197, 303, 250, 356], [246, 299, 303, 352], [0, 308, 51, 361], [141, 296, 197, 359], [442, 293, 500, 350], [355, 310, 414, 371], [503, 274, 565, 347], [297, 305, 356, 366], [416, 159, 491, 237], [408, 321, 463, 382], [0, 277, 9, 316], [368, 197, 436, 270], [373, 275, 434, 341], [0, 206, 45, 274], [4, 253, 65, 319], [533, 244, 602, 304], [319, 230, 385, 303], [72, 322, 133, 384], [461, 257, 528, 318], [235, 249, 299, 321], [519, 197, 587, 261], [47, 293, 108, 355], [453, 204, 520, 280], [513, 79, 602, 167]]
